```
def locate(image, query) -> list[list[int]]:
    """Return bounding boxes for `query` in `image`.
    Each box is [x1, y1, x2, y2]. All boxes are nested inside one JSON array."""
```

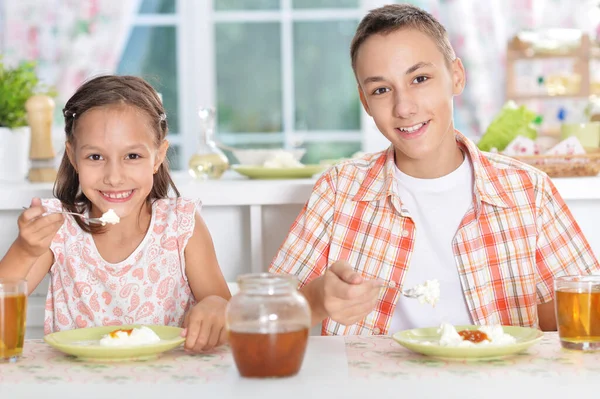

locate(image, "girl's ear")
[[154, 140, 169, 173], [66, 142, 77, 172]]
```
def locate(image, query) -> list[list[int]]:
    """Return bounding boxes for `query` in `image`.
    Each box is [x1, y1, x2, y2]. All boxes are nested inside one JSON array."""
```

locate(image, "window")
[[117, 0, 364, 170]]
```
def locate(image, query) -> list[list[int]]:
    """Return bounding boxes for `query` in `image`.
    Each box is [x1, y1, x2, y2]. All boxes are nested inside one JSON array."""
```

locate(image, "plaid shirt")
[[270, 132, 599, 336]]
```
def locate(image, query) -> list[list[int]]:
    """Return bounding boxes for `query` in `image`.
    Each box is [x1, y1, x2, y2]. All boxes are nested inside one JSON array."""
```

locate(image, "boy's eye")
[[413, 76, 429, 84], [126, 154, 141, 160], [88, 154, 103, 161], [372, 87, 390, 95]]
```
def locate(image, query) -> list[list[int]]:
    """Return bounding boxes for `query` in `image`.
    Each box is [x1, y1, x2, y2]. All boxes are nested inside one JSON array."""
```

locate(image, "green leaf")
[[0, 57, 57, 128]]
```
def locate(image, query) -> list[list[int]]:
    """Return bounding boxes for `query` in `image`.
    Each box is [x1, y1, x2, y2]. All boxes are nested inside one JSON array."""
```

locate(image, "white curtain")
[[3, 0, 137, 106]]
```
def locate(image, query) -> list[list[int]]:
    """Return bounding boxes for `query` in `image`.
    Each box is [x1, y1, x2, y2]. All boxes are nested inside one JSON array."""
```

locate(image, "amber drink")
[[226, 273, 311, 378], [555, 275, 600, 351], [0, 279, 27, 362]]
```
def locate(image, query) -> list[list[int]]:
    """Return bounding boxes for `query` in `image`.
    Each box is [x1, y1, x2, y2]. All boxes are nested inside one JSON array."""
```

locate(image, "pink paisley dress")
[[41, 197, 199, 334]]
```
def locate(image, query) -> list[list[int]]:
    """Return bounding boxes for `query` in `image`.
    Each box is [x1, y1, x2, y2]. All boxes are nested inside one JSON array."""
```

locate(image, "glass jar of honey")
[[226, 273, 311, 378]]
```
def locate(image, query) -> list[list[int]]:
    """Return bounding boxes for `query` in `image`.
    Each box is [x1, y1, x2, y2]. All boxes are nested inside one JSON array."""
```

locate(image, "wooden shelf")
[[510, 94, 589, 101], [506, 33, 594, 101]]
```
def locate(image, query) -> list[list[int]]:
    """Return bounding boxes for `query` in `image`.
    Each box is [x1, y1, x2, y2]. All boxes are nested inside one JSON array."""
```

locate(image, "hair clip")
[[72, 112, 76, 118], [159, 113, 166, 122]]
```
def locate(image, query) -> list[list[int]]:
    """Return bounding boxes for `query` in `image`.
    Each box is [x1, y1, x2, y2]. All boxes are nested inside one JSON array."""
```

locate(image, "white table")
[[1, 333, 597, 399]]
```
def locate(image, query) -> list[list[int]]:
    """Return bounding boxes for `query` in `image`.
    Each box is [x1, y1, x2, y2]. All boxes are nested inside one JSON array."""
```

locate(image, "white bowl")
[[231, 149, 306, 165]]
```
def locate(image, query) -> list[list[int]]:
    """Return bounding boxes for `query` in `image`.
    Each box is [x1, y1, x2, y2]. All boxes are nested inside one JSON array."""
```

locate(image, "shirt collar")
[[352, 131, 515, 209]]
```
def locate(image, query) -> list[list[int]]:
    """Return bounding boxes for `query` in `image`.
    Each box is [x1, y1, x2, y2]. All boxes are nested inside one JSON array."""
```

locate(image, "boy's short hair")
[[350, 3, 456, 73]]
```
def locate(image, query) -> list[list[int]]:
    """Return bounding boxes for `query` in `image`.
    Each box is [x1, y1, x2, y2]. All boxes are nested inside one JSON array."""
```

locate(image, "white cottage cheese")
[[99, 209, 120, 225], [99, 326, 161, 347]]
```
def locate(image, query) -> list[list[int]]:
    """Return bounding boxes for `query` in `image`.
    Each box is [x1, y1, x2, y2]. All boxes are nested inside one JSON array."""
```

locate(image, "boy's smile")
[[355, 28, 466, 178], [396, 120, 430, 140]]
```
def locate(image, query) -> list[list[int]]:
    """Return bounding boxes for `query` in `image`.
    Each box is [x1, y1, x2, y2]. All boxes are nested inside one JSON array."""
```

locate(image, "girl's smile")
[[99, 190, 135, 203]]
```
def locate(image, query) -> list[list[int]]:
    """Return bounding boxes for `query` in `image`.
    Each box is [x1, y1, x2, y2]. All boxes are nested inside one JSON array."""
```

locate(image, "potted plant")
[[0, 59, 54, 182]]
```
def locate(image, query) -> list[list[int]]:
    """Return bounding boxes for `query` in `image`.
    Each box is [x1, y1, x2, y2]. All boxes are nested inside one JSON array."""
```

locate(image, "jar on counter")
[[225, 273, 311, 378]]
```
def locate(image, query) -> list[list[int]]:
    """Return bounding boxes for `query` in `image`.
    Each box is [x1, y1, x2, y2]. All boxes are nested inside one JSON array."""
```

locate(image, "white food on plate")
[[263, 151, 304, 168], [437, 323, 516, 347], [99, 326, 161, 347]]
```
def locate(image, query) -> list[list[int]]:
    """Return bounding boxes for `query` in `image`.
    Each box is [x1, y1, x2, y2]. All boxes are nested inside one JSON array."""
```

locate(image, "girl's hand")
[[181, 295, 228, 353], [16, 198, 64, 258]]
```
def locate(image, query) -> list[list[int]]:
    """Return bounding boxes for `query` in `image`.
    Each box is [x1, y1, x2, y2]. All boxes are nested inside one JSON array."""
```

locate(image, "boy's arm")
[[535, 175, 599, 330], [269, 170, 337, 326]]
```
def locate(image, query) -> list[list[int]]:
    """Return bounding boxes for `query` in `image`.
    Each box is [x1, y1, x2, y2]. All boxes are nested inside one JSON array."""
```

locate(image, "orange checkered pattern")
[[269, 132, 599, 336]]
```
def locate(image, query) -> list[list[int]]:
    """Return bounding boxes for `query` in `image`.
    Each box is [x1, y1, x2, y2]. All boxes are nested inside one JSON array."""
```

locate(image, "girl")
[[0, 75, 231, 353]]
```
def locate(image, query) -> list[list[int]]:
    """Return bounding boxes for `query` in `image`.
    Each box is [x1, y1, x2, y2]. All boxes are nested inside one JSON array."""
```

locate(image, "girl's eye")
[[88, 154, 103, 161], [413, 76, 429, 84], [126, 154, 141, 160], [372, 87, 390, 95]]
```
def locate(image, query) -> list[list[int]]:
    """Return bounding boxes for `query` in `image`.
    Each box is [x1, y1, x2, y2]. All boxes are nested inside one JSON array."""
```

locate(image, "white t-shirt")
[[389, 155, 474, 333]]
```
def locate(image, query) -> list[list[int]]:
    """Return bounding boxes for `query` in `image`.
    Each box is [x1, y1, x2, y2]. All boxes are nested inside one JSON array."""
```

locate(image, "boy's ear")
[[451, 58, 466, 96], [154, 140, 169, 172], [358, 85, 372, 116], [65, 142, 77, 172]]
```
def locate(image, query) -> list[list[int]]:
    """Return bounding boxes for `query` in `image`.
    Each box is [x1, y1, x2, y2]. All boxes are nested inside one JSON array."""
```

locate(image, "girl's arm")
[[181, 212, 231, 353], [0, 246, 54, 294], [0, 198, 62, 294], [184, 212, 231, 301]]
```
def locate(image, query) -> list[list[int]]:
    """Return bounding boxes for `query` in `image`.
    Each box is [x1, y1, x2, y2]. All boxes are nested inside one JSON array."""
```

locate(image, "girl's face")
[[67, 105, 168, 221]]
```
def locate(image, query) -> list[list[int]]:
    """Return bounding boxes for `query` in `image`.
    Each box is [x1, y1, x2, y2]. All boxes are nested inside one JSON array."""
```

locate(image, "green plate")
[[233, 165, 326, 179], [392, 325, 544, 361], [44, 325, 185, 362]]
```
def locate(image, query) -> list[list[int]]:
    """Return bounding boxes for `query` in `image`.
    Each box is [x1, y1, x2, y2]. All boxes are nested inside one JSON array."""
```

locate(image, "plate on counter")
[[392, 325, 543, 361], [232, 164, 326, 179], [44, 324, 185, 362]]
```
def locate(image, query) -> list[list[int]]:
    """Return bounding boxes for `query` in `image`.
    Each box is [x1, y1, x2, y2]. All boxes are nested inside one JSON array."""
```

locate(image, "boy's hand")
[[16, 198, 64, 258], [322, 260, 382, 326], [181, 295, 228, 353]]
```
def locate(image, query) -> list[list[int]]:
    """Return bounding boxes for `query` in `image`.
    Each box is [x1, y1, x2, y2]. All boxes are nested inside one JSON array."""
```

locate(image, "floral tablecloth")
[[345, 332, 600, 379], [2, 333, 600, 385], [0, 341, 232, 384]]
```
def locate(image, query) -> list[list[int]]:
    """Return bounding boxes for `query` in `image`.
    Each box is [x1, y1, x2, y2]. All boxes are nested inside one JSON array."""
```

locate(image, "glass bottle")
[[188, 107, 229, 179], [226, 273, 311, 378]]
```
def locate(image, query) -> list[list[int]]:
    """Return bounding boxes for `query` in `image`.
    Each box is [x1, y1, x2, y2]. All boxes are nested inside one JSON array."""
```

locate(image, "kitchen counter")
[[1, 172, 600, 208]]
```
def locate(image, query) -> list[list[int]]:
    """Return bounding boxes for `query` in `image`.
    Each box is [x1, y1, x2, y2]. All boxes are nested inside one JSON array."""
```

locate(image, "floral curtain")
[[2, 0, 137, 107]]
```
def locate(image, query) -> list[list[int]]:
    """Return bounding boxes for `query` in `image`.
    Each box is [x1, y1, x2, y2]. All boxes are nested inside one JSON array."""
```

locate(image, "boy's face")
[[355, 28, 465, 173]]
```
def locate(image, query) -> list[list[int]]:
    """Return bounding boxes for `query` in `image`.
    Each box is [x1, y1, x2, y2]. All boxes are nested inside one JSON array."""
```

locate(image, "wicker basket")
[[513, 153, 600, 177]]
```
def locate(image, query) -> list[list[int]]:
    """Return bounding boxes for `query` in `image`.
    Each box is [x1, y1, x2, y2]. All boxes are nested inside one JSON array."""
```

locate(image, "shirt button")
[[388, 281, 397, 288], [401, 229, 409, 237], [373, 327, 381, 335]]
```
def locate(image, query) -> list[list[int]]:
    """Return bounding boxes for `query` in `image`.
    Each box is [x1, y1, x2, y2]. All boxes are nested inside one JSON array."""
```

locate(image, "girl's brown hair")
[[54, 75, 180, 233]]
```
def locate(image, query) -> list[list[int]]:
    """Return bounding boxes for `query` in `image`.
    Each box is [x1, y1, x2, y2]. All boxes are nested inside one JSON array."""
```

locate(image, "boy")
[[270, 4, 599, 336]]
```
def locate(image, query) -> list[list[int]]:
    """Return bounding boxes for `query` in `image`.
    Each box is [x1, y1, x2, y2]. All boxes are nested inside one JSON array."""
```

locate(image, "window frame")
[[123, 0, 380, 170]]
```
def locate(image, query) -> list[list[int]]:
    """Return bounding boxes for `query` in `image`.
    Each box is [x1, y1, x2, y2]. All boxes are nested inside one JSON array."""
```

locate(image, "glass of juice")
[[226, 273, 311, 378], [0, 278, 27, 362], [555, 275, 600, 351]]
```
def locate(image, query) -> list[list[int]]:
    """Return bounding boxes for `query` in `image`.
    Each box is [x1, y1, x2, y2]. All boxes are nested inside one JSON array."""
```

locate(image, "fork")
[[21, 207, 106, 225], [384, 282, 421, 299]]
